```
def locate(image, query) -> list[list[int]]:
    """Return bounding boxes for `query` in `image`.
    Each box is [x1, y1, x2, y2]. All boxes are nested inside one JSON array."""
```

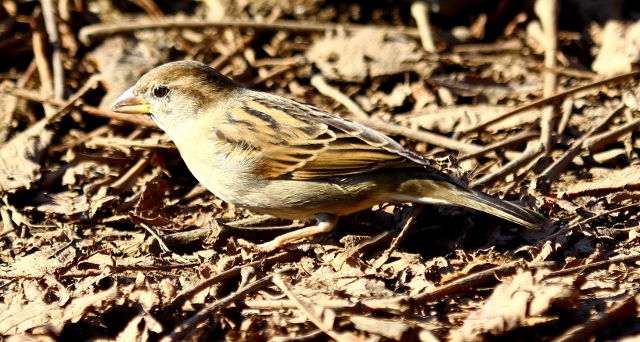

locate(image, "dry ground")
[[1, 0, 640, 340]]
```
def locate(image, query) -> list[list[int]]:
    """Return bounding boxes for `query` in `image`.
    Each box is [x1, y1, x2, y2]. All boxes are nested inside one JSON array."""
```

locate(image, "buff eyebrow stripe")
[[243, 105, 280, 128]]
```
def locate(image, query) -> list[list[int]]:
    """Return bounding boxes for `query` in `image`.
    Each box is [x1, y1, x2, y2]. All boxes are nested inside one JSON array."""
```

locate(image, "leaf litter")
[[1, 0, 640, 341]]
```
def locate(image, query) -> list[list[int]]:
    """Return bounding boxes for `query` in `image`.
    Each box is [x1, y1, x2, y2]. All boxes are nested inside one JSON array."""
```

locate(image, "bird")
[[111, 61, 546, 252]]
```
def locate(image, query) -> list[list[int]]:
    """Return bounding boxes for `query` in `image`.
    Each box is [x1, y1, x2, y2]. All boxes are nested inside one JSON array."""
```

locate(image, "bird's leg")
[[253, 213, 339, 252]]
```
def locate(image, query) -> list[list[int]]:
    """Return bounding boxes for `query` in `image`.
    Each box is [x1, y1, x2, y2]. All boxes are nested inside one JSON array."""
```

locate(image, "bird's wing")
[[209, 91, 434, 180]]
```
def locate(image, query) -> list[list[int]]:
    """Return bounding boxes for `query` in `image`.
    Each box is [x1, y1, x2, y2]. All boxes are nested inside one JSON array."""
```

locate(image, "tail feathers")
[[402, 176, 546, 229], [459, 189, 546, 229]]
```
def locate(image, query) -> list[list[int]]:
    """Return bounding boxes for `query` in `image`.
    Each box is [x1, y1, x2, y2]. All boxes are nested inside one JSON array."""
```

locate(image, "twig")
[[41, 0, 64, 100], [310, 74, 369, 120], [272, 274, 365, 342], [250, 64, 297, 87], [411, 2, 436, 53], [50, 125, 114, 152], [170, 251, 300, 310], [543, 203, 640, 242], [240, 296, 411, 314], [79, 18, 421, 46], [451, 39, 523, 53], [535, 104, 626, 193], [85, 136, 174, 150], [373, 204, 424, 269], [557, 97, 573, 135], [209, 8, 282, 70], [470, 141, 544, 188], [109, 156, 150, 194], [311, 75, 484, 152], [542, 253, 640, 280], [363, 117, 484, 153], [131, 0, 164, 18], [31, 29, 55, 116], [420, 261, 558, 304], [550, 296, 637, 342], [253, 56, 303, 68], [413, 260, 555, 304], [29, 262, 202, 279], [165, 274, 274, 341], [458, 130, 540, 161], [459, 70, 640, 136], [583, 118, 640, 153], [535, 0, 559, 155], [47, 74, 102, 120], [137, 220, 172, 254], [0, 207, 16, 237], [3, 87, 154, 127]]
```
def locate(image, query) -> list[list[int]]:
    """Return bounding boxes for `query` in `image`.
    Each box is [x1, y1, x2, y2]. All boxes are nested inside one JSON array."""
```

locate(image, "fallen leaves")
[[451, 270, 578, 342], [3, 0, 640, 340]]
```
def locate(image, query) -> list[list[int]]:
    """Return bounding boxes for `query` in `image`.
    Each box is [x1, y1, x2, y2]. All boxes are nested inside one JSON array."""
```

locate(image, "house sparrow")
[[112, 61, 546, 252]]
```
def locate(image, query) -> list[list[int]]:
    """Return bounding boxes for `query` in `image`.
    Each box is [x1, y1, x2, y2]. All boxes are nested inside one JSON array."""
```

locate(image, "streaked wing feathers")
[[212, 91, 432, 179]]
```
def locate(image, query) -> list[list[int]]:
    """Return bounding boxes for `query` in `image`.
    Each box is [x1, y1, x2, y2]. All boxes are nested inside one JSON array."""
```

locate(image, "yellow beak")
[[111, 86, 150, 114]]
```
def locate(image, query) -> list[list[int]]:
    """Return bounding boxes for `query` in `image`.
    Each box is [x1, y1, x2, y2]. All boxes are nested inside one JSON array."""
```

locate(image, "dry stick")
[[86, 136, 174, 150], [451, 39, 523, 53], [310, 75, 483, 153], [272, 274, 365, 342], [535, 103, 626, 192], [137, 220, 172, 254], [542, 253, 640, 280], [413, 260, 556, 304], [459, 70, 640, 137], [373, 204, 424, 269], [35, 262, 202, 279], [250, 64, 297, 87], [79, 18, 421, 46], [410, 2, 454, 105], [0, 207, 16, 237], [583, 118, 640, 153], [47, 74, 102, 120], [502, 154, 542, 194], [5, 87, 154, 127], [31, 30, 55, 116], [171, 251, 300, 310], [542, 202, 640, 243], [622, 104, 640, 163], [557, 97, 574, 136], [458, 130, 540, 161], [469, 141, 544, 188], [365, 118, 486, 153], [254, 56, 304, 68], [535, 0, 559, 155], [3, 60, 37, 130], [50, 125, 114, 152], [131, 0, 164, 18], [310, 75, 370, 120], [550, 295, 637, 342], [209, 8, 282, 70], [109, 156, 150, 194], [41, 0, 64, 101], [240, 296, 412, 313], [165, 274, 275, 342], [81, 105, 154, 127], [411, 2, 436, 53]]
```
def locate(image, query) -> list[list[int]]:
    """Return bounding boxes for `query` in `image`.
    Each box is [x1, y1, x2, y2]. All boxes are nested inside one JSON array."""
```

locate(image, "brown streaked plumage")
[[112, 61, 546, 252]]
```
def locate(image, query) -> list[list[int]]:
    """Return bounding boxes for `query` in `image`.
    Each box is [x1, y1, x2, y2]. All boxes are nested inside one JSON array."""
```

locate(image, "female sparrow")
[[112, 61, 546, 252]]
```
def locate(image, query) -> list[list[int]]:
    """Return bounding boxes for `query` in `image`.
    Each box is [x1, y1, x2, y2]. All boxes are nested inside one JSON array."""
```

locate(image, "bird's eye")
[[153, 86, 169, 98]]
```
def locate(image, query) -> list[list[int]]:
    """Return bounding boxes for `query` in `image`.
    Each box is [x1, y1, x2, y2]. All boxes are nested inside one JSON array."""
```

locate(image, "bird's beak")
[[111, 86, 150, 114]]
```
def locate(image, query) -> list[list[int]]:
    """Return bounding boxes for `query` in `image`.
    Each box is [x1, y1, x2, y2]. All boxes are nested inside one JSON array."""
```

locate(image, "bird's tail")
[[391, 172, 546, 229], [453, 187, 545, 229]]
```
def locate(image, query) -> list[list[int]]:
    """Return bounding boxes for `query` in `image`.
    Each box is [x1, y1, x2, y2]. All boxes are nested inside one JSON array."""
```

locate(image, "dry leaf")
[[0, 119, 52, 193]]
